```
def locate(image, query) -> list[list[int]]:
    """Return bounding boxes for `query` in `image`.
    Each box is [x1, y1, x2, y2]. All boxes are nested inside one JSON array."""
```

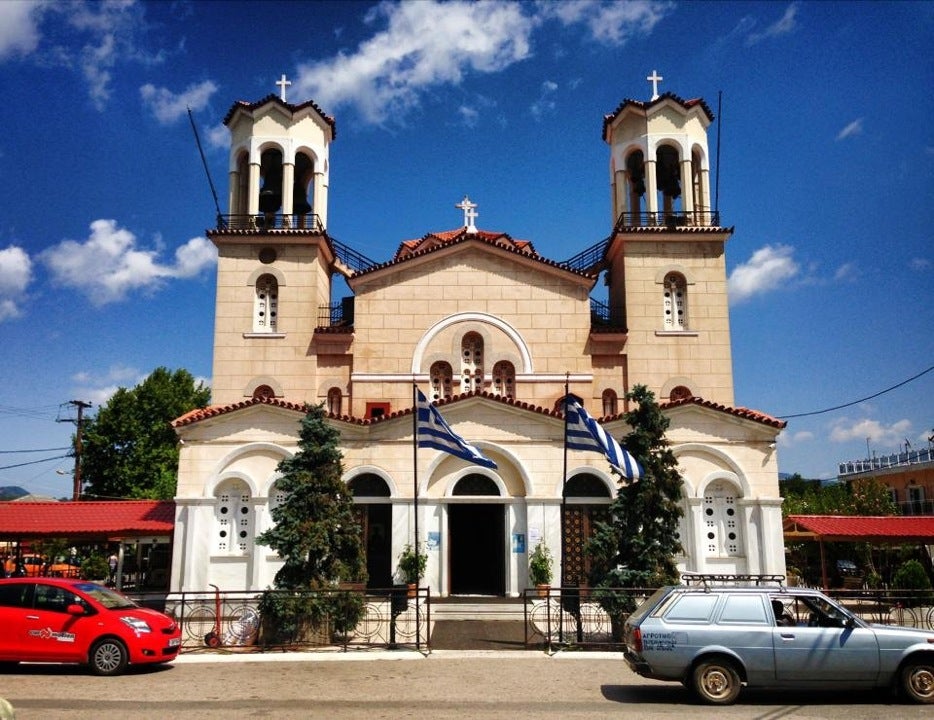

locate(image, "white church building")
[[169, 75, 787, 597]]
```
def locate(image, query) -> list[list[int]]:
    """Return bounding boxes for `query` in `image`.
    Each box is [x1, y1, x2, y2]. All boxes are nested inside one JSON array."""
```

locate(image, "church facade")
[[169, 78, 787, 596]]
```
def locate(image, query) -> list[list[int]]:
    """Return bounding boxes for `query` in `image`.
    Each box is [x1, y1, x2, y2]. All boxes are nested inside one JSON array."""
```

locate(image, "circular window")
[[258, 247, 277, 264]]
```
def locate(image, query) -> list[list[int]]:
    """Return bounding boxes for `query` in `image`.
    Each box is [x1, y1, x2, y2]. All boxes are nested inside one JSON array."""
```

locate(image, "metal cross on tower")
[[276, 74, 291, 102], [455, 195, 479, 233], [647, 69, 663, 100]]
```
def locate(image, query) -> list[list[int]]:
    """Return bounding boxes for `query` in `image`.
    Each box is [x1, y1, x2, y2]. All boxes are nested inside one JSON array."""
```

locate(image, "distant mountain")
[[0, 486, 30, 501]]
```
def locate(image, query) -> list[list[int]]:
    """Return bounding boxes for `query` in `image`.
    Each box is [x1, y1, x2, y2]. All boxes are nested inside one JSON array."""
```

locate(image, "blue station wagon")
[[622, 574, 934, 705]]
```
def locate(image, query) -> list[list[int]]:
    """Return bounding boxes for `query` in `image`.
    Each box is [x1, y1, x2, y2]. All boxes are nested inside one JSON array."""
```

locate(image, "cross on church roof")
[[455, 195, 478, 233], [276, 74, 291, 102], [647, 69, 663, 100]]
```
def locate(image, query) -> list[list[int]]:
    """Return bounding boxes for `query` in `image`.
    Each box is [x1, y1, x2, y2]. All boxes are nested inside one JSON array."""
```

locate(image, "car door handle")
[[780, 633, 796, 640]]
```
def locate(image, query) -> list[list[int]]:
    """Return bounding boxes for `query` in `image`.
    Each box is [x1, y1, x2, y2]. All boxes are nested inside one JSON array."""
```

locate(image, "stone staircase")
[[428, 596, 526, 621]]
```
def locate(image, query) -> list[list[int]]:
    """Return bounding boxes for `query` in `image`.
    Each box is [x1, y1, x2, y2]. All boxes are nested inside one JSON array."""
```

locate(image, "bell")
[[259, 173, 282, 214], [292, 184, 311, 215]]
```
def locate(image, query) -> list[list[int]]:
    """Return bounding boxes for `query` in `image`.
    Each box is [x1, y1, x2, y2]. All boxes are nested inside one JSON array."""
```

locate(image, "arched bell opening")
[[259, 148, 284, 215], [656, 144, 682, 221], [231, 150, 250, 227], [691, 146, 711, 225], [293, 152, 313, 215], [625, 149, 646, 221]]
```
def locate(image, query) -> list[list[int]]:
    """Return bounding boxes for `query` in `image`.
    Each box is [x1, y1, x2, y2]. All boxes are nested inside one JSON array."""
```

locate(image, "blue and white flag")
[[416, 388, 497, 469], [564, 397, 643, 481]]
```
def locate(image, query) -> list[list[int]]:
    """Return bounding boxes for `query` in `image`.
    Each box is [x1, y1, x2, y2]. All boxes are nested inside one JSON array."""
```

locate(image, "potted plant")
[[397, 543, 427, 597], [528, 541, 553, 597]]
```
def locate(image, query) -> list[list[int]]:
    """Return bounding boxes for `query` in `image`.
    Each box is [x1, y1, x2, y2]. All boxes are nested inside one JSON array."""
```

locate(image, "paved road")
[[0, 650, 928, 720]]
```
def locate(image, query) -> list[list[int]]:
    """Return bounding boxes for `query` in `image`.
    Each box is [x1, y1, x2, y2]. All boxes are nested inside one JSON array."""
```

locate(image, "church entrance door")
[[448, 504, 505, 595]]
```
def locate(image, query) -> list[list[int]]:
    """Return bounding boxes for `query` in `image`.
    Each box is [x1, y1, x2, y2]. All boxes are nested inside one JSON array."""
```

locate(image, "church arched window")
[[430, 361, 454, 401], [601, 389, 618, 416], [703, 480, 743, 559], [254, 274, 278, 332], [662, 272, 687, 331], [461, 332, 484, 392], [253, 384, 275, 400], [214, 479, 253, 556], [669, 385, 693, 401], [491, 361, 515, 399], [327, 387, 342, 416]]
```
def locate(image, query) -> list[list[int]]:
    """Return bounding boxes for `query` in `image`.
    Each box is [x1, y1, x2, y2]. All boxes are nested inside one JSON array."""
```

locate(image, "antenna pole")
[[188, 107, 223, 226]]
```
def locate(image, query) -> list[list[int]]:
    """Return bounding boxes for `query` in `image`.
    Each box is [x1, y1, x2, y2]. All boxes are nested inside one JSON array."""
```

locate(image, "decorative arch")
[[242, 376, 283, 398], [672, 444, 751, 499], [662, 271, 687, 330], [601, 388, 618, 416], [246, 266, 287, 286], [653, 265, 696, 285], [554, 466, 618, 498], [660, 376, 695, 401], [212, 475, 254, 556], [443, 468, 507, 498], [206, 443, 292, 497], [343, 466, 399, 497], [412, 312, 533, 375]]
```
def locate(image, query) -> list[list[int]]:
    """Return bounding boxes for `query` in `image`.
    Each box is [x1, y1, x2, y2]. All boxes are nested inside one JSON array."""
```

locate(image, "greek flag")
[[415, 388, 497, 469], [564, 397, 643, 481]]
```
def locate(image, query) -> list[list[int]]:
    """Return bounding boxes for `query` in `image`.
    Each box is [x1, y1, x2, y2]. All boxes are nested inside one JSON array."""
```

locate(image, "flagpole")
[[412, 382, 420, 648], [561, 373, 569, 590]]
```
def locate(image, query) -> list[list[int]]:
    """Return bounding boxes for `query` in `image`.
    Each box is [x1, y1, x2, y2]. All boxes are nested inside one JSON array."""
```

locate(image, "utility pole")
[[58, 400, 92, 500]]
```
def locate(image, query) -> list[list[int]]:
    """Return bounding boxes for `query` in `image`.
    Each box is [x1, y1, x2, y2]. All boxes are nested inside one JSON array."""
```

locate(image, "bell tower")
[[207, 77, 339, 406], [602, 73, 735, 406]]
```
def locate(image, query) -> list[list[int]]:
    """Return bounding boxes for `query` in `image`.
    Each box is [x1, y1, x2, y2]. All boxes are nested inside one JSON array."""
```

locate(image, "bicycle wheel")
[[887, 604, 920, 628]]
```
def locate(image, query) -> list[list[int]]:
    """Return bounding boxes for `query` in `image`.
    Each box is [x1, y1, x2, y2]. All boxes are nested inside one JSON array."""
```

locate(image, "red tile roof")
[[222, 94, 336, 137], [784, 514, 934, 542], [0, 501, 175, 539], [348, 228, 591, 280], [173, 391, 783, 431]]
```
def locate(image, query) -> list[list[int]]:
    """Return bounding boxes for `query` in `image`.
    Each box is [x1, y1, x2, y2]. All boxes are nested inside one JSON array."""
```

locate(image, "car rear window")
[[664, 593, 719, 622], [719, 594, 768, 624]]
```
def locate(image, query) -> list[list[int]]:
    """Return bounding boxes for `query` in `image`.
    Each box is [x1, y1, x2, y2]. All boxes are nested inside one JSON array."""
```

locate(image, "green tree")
[[257, 403, 366, 590], [256, 404, 367, 641], [586, 385, 683, 615], [80, 367, 210, 500]]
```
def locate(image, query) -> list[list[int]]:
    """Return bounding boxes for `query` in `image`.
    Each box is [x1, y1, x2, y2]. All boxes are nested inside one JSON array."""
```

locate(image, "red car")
[[0, 578, 181, 675]]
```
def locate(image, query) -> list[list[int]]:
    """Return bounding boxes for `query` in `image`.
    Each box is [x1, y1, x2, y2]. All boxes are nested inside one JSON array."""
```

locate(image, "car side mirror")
[[844, 616, 857, 629], [66, 603, 86, 616]]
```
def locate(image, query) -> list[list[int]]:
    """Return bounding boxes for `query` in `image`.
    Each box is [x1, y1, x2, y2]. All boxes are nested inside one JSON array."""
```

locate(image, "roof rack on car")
[[681, 573, 786, 589]]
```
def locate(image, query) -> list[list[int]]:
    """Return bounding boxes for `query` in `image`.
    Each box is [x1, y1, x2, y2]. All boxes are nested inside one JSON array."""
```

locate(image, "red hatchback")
[[0, 578, 181, 675]]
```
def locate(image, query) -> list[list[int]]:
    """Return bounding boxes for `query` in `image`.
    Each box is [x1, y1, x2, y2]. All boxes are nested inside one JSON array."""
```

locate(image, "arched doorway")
[[349, 474, 392, 590], [448, 474, 505, 595]]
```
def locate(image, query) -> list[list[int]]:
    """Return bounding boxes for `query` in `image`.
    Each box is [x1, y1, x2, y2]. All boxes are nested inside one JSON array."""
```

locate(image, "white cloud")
[[0, 0, 44, 60], [745, 2, 800, 46], [140, 79, 219, 125], [530, 80, 558, 121], [0, 245, 33, 321], [458, 105, 480, 128], [829, 416, 913, 448], [539, 0, 674, 45], [909, 257, 930, 271], [295, 0, 536, 125], [39, 219, 216, 306], [71, 364, 146, 406], [728, 244, 799, 303], [835, 118, 863, 141], [206, 123, 229, 150], [777, 428, 814, 447], [832, 262, 858, 282], [294, 0, 670, 126]]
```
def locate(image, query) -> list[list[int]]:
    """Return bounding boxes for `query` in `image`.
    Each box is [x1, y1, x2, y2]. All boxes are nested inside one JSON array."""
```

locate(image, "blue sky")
[[0, 0, 931, 498]]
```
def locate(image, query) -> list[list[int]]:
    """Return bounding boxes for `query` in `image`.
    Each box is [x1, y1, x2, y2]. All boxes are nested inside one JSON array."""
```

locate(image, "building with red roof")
[[169, 75, 786, 595]]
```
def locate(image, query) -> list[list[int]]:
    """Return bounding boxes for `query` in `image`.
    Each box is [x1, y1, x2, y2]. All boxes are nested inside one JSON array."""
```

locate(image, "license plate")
[[168, 637, 181, 647]]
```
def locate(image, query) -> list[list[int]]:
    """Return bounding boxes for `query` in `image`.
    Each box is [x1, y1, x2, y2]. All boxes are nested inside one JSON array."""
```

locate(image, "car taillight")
[[632, 626, 642, 653]]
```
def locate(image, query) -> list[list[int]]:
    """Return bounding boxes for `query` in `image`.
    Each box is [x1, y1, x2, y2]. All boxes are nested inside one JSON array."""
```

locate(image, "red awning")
[[784, 514, 934, 544], [0, 500, 174, 540]]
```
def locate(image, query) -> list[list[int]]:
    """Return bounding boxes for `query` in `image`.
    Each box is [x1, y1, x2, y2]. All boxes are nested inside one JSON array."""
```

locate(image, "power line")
[[0, 454, 70, 471], [0, 447, 72, 454], [777, 365, 934, 420]]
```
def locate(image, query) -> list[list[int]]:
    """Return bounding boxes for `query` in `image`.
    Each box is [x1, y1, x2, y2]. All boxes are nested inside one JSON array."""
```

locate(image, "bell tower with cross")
[[600, 74, 735, 406], [206, 76, 343, 406]]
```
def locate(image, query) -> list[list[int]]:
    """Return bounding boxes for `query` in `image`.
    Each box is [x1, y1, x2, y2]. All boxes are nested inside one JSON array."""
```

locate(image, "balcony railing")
[[590, 299, 626, 332], [839, 448, 933, 476], [614, 209, 721, 231], [896, 499, 934, 516], [216, 213, 325, 232]]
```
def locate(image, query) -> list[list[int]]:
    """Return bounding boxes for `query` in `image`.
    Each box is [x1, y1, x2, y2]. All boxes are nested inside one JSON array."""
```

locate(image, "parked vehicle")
[[0, 578, 181, 675], [622, 573, 934, 705], [46, 556, 82, 578], [3, 556, 44, 578]]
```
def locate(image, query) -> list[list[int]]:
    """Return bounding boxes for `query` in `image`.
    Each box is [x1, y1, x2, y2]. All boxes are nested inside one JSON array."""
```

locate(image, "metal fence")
[[128, 585, 933, 655]]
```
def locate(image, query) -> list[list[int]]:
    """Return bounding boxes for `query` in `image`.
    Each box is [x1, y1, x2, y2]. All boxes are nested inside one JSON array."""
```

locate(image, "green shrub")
[[80, 553, 110, 581]]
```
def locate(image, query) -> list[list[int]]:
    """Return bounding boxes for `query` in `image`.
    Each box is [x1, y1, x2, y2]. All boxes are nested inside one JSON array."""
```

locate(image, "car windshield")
[[74, 582, 139, 609]]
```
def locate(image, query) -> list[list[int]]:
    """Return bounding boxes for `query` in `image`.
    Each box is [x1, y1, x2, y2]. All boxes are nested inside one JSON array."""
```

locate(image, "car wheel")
[[901, 661, 934, 704], [89, 638, 128, 676], [692, 658, 742, 705]]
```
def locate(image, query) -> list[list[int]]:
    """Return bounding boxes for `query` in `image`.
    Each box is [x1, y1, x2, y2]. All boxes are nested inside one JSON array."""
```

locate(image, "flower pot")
[[406, 582, 417, 598], [535, 583, 550, 598]]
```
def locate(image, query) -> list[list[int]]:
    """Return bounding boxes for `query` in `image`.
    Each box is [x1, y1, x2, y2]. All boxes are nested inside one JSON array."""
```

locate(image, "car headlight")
[[120, 617, 152, 633]]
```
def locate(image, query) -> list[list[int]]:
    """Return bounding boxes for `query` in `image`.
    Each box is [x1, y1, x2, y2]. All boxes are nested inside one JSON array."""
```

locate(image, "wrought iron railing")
[[838, 448, 933, 476], [216, 213, 325, 232], [589, 299, 625, 331], [614, 210, 721, 230]]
